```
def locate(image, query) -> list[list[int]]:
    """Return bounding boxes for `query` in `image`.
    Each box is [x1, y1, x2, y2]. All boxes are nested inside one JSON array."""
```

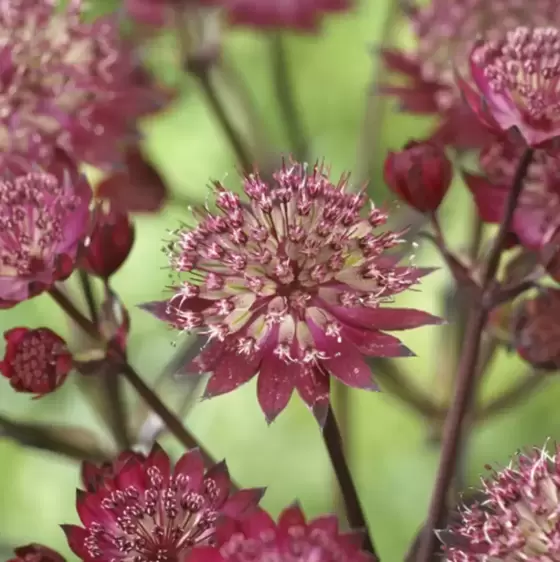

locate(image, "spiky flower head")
[[189, 504, 371, 562], [8, 544, 65, 562], [381, 0, 560, 148], [142, 161, 440, 424], [0, 327, 73, 396], [461, 26, 560, 148], [0, 0, 164, 167], [443, 443, 560, 561], [63, 445, 265, 562], [0, 152, 92, 308]]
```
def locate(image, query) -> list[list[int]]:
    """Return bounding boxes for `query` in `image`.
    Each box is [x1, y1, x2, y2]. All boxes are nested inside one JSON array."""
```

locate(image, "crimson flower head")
[[0, 328, 73, 397], [189, 504, 371, 562], [0, 153, 92, 308], [380, 1, 560, 149], [8, 544, 65, 562], [443, 444, 560, 561], [142, 161, 440, 424], [384, 140, 452, 213], [81, 203, 135, 280], [461, 26, 560, 148], [0, 0, 164, 167], [63, 445, 265, 562]]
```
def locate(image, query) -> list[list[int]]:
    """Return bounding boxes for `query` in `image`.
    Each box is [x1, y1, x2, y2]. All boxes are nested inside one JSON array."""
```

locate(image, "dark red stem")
[[323, 407, 378, 560], [416, 147, 534, 562]]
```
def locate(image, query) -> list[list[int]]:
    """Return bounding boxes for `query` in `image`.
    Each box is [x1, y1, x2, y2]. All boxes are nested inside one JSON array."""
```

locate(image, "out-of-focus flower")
[[80, 203, 135, 280], [63, 445, 264, 562], [188, 504, 371, 562], [380, 1, 560, 149], [443, 444, 560, 560], [460, 27, 560, 148], [512, 288, 560, 370], [0, 152, 92, 308], [96, 146, 168, 213], [81, 452, 145, 492], [0, 328, 73, 397], [125, 0, 190, 26], [142, 161, 441, 423], [8, 544, 66, 562], [383, 140, 452, 213], [0, 0, 165, 167]]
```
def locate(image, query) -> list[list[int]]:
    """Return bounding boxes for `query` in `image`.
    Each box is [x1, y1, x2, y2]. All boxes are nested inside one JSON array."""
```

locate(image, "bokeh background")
[[1, 0, 560, 560]]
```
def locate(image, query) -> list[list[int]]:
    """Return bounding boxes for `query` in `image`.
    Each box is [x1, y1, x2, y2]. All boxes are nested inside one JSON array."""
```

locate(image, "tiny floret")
[[142, 161, 440, 424]]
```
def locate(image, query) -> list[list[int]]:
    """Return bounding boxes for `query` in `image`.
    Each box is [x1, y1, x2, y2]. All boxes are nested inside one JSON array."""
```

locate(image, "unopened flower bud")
[[8, 544, 65, 562], [384, 140, 452, 213], [0, 328, 73, 397], [81, 204, 135, 279]]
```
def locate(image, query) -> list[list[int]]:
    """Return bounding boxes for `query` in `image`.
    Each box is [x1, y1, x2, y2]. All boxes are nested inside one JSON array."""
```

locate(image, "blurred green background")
[[2, 1, 560, 560]]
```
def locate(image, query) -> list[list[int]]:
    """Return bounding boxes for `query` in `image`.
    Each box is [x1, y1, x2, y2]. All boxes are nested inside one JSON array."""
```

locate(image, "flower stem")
[[269, 33, 309, 161], [416, 147, 534, 562], [48, 286, 222, 471], [323, 406, 378, 560], [193, 67, 253, 173]]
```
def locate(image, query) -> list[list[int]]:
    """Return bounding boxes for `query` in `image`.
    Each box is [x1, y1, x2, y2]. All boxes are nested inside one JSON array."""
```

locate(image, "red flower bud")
[[512, 289, 560, 370], [0, 328, 72, 397], [8, 544, 65, 562], [384, 140, 452, 213], [81, 204, 135, 279]]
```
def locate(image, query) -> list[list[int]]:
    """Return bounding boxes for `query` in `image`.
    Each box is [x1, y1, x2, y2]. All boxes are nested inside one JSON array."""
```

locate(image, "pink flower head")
[[8, 544, 65, 562], [443, 444, 560, 561], [63, 445, 265, 562], [380, 1, 560, 149], [0, 153, 92, 307], [0, 0, 165, 167], [462, 26, 560, 148], [0, 328, 73, 396], [189, 504, 371, 562], [142, 161, 441, 424]]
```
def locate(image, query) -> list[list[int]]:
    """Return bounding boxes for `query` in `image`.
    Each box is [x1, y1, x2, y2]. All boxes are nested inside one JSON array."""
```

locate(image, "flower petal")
[[174, 449, 205, 491], [222, 488, 266, 517], [203, 349, 260, 398]]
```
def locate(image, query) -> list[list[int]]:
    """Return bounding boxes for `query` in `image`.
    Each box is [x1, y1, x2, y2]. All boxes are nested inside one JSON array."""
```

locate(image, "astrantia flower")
[[63, 445, 264, 562], [8, 544, 65, 562], [0, 328, 73, 396], [443, 444, 560, 561], [0, 153, 92, 307], [189, 504, 371, 562], [462, 26, 560, 148], [0, 0, 164, 167], [380, 0, 560, 149], [142, 162, 440, 423]]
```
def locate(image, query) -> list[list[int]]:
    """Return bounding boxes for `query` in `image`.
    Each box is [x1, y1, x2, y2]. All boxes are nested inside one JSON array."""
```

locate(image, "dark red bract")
[[383, 140, 452, 213], [142, 161, 441, 424], [0, 328, 73, 397], [63, 445, 265, 562], [188, 504, 372, 562], [81, 204, 135, 279], [8, 544, 66, 562], [81, 452, 146, 492]]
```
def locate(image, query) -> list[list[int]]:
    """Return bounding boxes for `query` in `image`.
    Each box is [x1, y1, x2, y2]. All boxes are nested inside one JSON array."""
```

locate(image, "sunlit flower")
[[8, 544, 66, 562], [443, 444, 560, 561], [0, 328, 73, 396], [188, 504, 371, 562], [63, 445, 264, 562], [380, 0, 560, 149], [142, 161, 440, 423], [0, 152, 92, 308], [0, 0, 165, 167]]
